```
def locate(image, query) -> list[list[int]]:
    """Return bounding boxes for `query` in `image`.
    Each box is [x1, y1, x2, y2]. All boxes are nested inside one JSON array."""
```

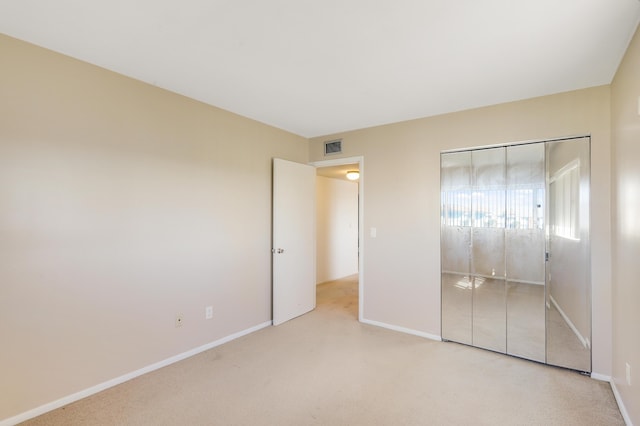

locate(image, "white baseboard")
[[360, 318, 441, 342], [549, 295, 589, 349], [0, 321, 272, 426], [591, 375, 632, 426], [610, 379, 633, 426], [590, 372, 611, 382]]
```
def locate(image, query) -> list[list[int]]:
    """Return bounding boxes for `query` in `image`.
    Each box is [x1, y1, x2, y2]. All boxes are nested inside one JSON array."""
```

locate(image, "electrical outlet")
[[205, 306, 213, 320], [175, 313, 184, 327], [626, 362, 631, 386]]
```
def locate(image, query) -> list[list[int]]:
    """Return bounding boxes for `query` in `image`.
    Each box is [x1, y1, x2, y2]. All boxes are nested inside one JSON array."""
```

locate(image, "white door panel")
[[272, 158, 316, 325]]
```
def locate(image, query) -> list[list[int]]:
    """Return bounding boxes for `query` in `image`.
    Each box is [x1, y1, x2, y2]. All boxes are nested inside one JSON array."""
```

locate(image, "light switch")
[[370, 227, 377, 238]]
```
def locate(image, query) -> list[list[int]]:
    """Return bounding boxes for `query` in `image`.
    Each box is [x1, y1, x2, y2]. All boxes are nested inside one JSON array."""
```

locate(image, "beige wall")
[[309, 86, 612, 376], [611, 25, 640, 424], [316, 176, 358, 283], [0, 34, 307, 421]]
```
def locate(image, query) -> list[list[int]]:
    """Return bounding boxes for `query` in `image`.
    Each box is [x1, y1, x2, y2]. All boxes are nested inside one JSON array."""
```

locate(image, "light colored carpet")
[[22, 275, 623, 425]]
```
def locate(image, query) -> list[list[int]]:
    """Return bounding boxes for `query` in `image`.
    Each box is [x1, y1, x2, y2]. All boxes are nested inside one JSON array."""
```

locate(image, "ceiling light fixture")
[[346, 170, 359, 181]]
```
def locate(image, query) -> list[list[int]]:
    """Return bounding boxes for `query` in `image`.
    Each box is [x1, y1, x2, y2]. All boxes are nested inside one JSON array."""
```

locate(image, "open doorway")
[[312, 156, 363, 321]]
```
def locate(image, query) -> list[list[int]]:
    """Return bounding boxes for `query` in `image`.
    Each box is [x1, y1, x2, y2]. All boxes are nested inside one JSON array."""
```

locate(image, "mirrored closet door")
[[440, 137, 591, 373], [545, 138, 591, 372]]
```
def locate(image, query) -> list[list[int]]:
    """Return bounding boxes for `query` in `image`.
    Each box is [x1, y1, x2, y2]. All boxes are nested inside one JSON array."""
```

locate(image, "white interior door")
[[272, 158, 316, 325]]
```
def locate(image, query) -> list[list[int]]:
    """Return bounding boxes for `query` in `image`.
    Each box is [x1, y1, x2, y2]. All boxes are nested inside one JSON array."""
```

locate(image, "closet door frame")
[[440, 135, 591, 372]]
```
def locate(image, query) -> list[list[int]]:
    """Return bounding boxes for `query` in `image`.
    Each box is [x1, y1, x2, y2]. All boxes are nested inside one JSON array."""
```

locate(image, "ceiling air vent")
[[324, 139, 342, 156]]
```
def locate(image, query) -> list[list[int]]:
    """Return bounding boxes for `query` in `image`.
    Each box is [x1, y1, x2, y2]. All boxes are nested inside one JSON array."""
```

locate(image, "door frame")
[[311, 156, 364, 322]]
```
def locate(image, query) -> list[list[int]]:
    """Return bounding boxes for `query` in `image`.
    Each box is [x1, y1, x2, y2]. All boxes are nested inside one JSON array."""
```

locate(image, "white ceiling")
[[1, 1, 639, 138]]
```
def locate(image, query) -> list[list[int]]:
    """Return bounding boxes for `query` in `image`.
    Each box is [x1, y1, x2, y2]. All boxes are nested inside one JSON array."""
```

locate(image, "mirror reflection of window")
[[442, 185, 544, 230], [441, 190, 471, 227]]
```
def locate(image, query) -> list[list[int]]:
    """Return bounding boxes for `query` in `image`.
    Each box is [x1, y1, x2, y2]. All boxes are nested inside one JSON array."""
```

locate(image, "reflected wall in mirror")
[[546, 138, 591, 372], [440, 137, 591, 372]]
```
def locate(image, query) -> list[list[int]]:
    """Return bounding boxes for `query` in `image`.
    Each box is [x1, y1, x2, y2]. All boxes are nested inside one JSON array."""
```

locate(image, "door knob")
[[277, 248, 285, 254]]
